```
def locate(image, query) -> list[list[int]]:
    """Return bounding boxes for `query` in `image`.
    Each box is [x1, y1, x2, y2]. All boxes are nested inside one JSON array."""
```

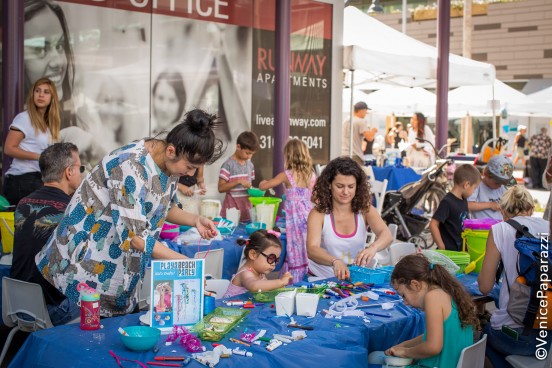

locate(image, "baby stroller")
[[381, 148, 452, 249]]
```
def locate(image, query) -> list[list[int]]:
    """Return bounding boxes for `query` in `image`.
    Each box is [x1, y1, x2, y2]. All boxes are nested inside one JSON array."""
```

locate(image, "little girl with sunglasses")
[[223, 229, 293, 297]]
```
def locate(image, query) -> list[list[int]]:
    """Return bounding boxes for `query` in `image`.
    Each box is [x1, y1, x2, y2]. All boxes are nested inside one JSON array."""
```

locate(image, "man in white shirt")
[[342, 102, 376, 165]]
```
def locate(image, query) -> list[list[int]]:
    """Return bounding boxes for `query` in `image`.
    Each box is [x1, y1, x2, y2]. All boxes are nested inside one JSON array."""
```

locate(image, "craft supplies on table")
[[193, 307, 250, 341]]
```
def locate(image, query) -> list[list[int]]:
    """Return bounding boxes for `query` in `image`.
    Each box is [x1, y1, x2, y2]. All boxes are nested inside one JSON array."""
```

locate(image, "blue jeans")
[[47, 298, 81, 326], [484, 324, 552, 368]]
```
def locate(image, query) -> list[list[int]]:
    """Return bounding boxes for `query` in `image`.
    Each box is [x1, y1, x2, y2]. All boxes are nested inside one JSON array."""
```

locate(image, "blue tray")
[[348, 266, 386, 284]]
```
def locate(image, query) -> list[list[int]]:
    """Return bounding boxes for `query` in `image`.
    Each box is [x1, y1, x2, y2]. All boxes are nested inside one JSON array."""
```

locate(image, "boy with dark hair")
[[236, 131, 260, 152], [218, 131, 259, 222], [430, 165, 481, 251]]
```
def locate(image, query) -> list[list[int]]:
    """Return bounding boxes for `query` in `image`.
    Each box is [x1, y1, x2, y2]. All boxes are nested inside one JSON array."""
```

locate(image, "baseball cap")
[[354, 101, 370, 111], [486, 155, 514, 184], [518, 125, 527, 130]]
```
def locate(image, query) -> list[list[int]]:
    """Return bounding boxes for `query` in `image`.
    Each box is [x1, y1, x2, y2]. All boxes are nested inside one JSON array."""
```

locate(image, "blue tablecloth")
[[372, 166, 421, 191], [163, 223, 286, 280], [9, 281, 424, 368]]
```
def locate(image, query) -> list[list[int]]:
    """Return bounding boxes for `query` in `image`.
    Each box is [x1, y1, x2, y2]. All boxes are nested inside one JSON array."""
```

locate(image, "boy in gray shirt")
[[468, 155, 514, 219]]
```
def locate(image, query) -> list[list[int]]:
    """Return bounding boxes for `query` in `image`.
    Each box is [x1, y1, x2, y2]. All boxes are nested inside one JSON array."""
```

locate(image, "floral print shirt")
[[36, 140, 178, 316]]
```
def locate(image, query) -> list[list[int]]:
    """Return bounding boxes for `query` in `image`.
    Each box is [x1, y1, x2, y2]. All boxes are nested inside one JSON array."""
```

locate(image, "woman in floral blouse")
[[36, 109, 224, 316]]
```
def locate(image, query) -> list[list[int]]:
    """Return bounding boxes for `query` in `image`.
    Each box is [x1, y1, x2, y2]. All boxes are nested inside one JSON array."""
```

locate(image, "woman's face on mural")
[[153, 80, 180, 130], [24, 7, 68, 100]]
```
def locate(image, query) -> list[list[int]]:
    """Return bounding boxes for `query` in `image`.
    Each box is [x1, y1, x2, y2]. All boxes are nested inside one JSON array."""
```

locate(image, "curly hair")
[[391, 254, 479, 330], [311, 156, 371, 214]]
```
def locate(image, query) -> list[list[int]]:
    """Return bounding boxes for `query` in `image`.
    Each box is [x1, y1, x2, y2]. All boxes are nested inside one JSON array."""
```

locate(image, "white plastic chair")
[[137, 267, 152, 311], [194, 248, 224, 280], [371, 179, 388, 214], [506, 337, 552, 368], [314, 164, 326, 176], [456, 334, 487, 368], [0, 277, 54, 365], [389, 242, 416, 266], [205, 278, 231, 300]]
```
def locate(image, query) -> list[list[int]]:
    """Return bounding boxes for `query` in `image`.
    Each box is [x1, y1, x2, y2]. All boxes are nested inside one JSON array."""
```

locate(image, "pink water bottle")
[[77, 282, 100, 330]]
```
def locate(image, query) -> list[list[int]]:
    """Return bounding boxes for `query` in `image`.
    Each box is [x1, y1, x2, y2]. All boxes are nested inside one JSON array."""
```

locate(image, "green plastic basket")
[[192, 307, 250, 341], [434, 250, 470, 273]]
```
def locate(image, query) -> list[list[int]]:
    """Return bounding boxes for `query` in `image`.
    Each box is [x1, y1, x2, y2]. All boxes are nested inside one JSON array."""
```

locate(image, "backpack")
[[504, 219, 552, 335]]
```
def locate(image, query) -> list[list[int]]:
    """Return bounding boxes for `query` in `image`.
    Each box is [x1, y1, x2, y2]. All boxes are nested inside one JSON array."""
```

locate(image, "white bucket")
[[177, 192, 201, 215], [256, 203, 275, 229], [200, 199, 221, 220], [226, 208, 241, 225]]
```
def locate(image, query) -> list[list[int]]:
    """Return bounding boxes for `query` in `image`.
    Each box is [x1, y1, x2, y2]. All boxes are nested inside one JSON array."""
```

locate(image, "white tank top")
[[490, 216, 549, 329], [308, 212, 367, 278]]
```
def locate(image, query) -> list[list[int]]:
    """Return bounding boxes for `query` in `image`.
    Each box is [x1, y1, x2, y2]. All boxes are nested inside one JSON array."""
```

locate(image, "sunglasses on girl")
[[260, 252, 280, 265]]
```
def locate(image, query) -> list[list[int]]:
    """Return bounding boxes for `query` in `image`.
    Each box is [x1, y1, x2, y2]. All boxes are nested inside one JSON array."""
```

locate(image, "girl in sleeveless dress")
[[259, 139, 315, 282], [224, 229, 292, 298], [369, 254, 478, 368]]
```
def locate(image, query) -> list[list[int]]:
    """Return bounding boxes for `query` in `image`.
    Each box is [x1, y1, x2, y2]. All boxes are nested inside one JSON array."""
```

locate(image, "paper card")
[[150, 259, 205, 331]]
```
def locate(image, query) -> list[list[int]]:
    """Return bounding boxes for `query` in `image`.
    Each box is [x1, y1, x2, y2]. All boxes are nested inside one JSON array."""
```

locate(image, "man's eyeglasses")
[[260, 252, 280, 265]]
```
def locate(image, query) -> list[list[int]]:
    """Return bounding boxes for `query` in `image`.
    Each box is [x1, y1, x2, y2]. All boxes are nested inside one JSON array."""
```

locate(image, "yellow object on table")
[[0, 212, 15, 253]]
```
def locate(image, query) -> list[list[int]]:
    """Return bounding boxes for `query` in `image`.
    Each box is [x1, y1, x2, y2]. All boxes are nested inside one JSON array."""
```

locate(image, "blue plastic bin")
[[348, 266, 386, 284]]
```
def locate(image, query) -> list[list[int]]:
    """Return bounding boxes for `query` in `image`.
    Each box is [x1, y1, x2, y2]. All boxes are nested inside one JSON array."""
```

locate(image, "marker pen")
[[266, 339, 283, 352]]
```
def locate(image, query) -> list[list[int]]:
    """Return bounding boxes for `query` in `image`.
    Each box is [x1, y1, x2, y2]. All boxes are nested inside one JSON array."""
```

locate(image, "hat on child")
[[486, 155, 514, 185]]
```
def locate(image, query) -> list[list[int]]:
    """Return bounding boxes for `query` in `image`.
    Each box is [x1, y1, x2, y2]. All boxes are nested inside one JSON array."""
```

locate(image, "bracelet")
[[331, 258, 340, 267]]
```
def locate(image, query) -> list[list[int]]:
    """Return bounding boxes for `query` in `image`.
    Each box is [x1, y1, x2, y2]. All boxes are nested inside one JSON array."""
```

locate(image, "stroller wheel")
[[408, 235, 428, 250]]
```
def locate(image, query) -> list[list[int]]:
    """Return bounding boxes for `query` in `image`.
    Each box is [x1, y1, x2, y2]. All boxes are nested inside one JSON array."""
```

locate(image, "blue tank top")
[[416, 301, 474, 368]]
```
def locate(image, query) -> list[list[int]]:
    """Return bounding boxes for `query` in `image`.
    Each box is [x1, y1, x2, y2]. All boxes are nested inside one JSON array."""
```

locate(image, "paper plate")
[[139, 311, 151, 326]]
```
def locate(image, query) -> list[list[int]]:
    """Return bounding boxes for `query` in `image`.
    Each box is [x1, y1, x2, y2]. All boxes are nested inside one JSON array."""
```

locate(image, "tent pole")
[[402, 0, 407, 34], [349, 69, 355, 158], [492, 82, 497, 145]]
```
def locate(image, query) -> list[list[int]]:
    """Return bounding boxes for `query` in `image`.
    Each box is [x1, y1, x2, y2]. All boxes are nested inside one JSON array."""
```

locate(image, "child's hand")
[[180, 186, 194, 196], [280, 272, 293, 287], [490, 202, 501, 211], [240, 180, 252, 189], [385, 346, 408, 357]]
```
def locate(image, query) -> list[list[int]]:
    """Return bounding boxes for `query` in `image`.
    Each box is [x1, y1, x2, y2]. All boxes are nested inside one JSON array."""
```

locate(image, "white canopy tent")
[[448, 80, 552, 117], [342, 6, 496, 156], [365, 87, 436, 116], [528, 86, 552, 104], [343, 6, 496, 88]]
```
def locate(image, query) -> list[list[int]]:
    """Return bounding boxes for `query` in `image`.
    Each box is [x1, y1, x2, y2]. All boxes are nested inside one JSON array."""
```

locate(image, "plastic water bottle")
[[77, 282, 100, 330]]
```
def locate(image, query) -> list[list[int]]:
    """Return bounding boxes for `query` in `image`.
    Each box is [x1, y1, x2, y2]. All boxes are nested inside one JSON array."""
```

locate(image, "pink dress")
[[281, 170, 316, 282], [223, 267, 267, 298]]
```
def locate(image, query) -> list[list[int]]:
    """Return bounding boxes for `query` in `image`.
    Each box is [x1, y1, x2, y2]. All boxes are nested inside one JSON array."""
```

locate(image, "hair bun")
[[184, 109, 217, 136]]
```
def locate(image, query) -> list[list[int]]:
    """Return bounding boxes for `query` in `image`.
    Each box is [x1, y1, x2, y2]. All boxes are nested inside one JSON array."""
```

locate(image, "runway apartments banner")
[[21, 0, 332, 184], [251, 0, 333, 181]]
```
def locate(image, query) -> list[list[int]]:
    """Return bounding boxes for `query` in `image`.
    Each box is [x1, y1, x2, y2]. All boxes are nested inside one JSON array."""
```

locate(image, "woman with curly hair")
[[306, 157, 392, 280]]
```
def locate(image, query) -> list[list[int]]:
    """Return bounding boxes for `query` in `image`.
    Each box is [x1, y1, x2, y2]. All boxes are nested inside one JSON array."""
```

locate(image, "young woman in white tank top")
[[306, 157, 393, 280]]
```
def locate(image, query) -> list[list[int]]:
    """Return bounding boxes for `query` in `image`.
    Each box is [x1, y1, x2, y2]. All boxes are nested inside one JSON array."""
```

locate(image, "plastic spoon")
[[464, 253, 485, 274]]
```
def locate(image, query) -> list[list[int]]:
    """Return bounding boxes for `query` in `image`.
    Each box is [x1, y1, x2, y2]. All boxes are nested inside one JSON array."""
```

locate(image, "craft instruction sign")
[[150, 259, 205, 330]]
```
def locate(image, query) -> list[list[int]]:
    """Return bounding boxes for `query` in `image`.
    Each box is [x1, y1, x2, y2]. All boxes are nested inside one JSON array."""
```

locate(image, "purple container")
[[463, 218, 501, 230]]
